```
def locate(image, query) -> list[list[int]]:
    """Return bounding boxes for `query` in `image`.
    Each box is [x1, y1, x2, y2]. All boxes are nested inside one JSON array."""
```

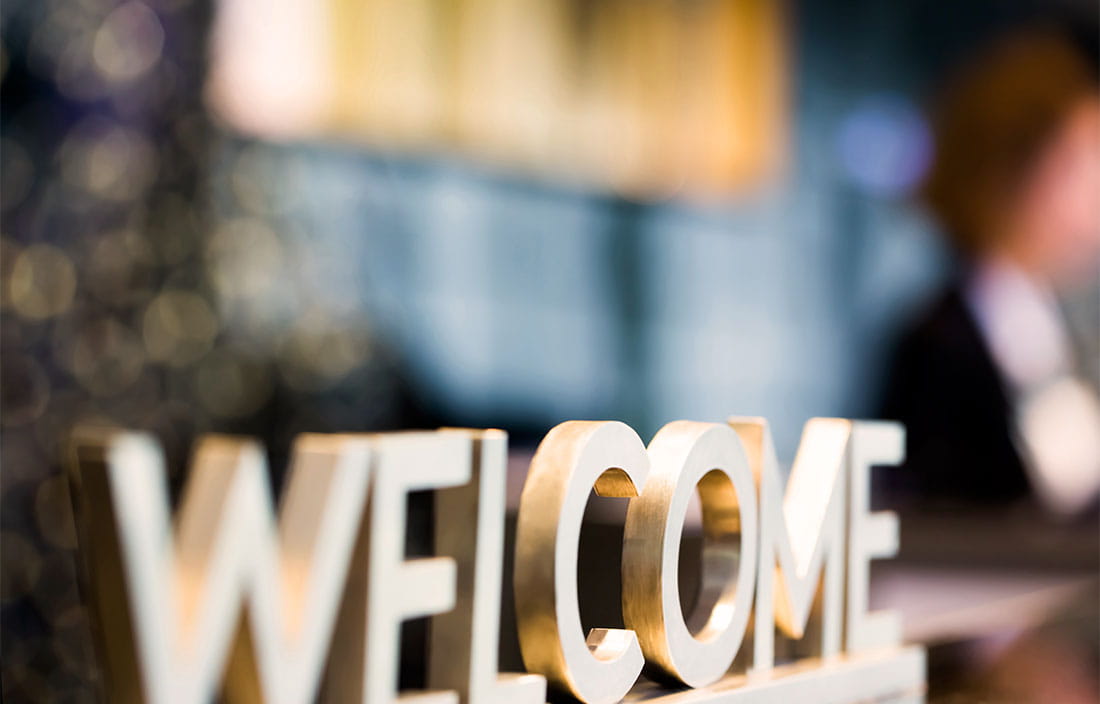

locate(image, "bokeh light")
[[836, 94, 933, 198], [8, 244, 77, 320]]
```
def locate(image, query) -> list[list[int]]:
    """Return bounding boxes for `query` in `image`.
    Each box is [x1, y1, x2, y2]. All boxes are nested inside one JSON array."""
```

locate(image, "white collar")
[[964, 258, 1071, 393]]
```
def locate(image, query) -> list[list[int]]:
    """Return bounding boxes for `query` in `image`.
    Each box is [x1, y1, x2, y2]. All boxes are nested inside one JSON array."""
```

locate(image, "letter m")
[[728, 417, 850, 672]]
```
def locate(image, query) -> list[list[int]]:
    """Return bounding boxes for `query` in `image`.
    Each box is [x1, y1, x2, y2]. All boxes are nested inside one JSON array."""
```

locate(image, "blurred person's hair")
[[922, 28, 1099, 256]]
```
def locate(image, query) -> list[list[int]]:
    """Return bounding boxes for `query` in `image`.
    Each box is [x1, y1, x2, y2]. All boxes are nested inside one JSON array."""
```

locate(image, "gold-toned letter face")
[[69, 431, 372, 704], [846, 422, 904, 654], [728, 417, 850, 672], [323, 431, 472, 704], [622, 421, 759, 688], [514, 421, 650, 704], [428, 429, 547, 704]]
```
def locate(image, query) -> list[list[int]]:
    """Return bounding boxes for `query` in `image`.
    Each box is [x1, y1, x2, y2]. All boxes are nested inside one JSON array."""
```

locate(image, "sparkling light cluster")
[[1, 1, 389, 699]]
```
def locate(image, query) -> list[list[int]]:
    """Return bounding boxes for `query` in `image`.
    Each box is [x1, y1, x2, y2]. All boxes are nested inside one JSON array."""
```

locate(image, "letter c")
[[514, 421, 649, 704]]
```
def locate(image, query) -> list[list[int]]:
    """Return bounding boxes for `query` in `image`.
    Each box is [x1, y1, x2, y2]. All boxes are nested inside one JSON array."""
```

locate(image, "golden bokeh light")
[[59, 118, 158, 202], [86, 228, 157, 306], [92, 1, 164, 84], [8, 244, 77, 320], [142, 289, 219, 367], [205, 217, 284, 305], [67, 317, 146, 396]]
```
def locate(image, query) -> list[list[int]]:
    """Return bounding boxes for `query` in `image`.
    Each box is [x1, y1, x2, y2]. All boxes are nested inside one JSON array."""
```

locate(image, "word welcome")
[[68, 417, 923, 704]]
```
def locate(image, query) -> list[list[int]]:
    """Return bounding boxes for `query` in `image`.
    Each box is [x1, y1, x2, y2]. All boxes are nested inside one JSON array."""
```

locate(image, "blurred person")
[[880, 28, 1100, 517]]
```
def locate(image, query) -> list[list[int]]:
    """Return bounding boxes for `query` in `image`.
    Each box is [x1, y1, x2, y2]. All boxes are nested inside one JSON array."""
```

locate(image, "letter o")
[[622, 421, 759, 687]]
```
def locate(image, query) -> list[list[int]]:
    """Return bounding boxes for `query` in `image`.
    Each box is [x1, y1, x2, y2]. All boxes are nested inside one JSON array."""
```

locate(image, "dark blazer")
[[879, 285, 1031, 503]]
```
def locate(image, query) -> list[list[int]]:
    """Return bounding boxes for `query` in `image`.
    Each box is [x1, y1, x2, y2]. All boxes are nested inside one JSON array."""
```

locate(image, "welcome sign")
[[68, 417, 925, 704]]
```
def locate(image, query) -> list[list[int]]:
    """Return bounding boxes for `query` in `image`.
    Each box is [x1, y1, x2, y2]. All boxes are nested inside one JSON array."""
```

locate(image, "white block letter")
[[69, 431, 371, 704], [847, 422, 904, 653], [728, 417, 849, 672], [622, 421, 758, 687], [428, 429, 547, 704], [324, 432, 473, 704], [514, 421, 649, 704]]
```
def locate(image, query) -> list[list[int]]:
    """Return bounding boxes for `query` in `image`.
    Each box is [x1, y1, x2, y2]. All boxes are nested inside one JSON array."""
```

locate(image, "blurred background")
[[1, 0, 1098, 702]]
